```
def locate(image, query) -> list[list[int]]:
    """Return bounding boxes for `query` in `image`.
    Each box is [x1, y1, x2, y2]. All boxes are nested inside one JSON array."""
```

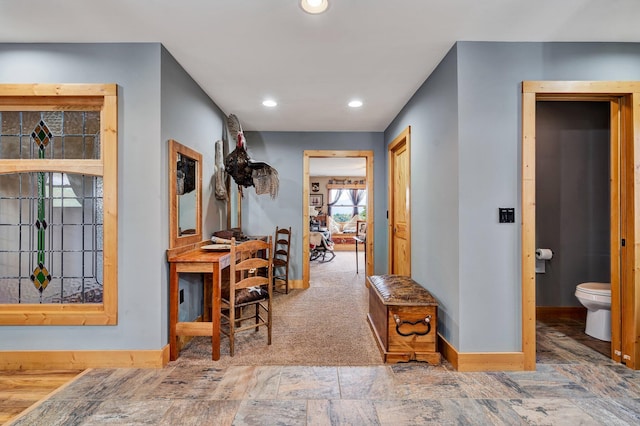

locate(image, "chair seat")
[[235, 286, 269, 304], [222, 282, 269, 305]]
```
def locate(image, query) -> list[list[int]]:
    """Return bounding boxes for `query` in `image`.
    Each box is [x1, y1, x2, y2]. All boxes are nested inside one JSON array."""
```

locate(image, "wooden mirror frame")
[[169, 139, 202, 249]]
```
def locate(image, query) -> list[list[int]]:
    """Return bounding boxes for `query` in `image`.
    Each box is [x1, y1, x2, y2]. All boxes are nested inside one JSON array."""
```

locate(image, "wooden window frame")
[[0, 84, 118, 325]]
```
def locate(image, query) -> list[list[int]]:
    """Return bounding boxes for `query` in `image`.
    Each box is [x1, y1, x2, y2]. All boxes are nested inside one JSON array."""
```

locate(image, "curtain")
[[348, 189, 365, 217], [326, 189, 343, 217]]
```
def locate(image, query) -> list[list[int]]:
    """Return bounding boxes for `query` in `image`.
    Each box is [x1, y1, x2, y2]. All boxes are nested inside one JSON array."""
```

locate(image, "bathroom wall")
[[535, 101, 611, 307]]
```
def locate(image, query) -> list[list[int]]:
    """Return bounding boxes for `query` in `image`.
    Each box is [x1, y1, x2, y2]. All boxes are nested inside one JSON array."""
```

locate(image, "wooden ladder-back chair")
[[273, 226, 292, 294], [220, 237, 273, 356]]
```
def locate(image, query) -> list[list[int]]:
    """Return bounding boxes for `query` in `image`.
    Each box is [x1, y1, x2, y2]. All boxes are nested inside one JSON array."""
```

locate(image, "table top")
[[167, 246, 230, 263], [167, 235, 268, 264]]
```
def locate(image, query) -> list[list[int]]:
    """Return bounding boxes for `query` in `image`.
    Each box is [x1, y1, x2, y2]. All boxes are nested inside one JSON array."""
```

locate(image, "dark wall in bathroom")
[[536, 101, 611, 307]]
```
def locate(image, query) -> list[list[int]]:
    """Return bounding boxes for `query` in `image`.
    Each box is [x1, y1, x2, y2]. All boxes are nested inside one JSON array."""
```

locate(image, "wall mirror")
[[169, 139, 202, 249]]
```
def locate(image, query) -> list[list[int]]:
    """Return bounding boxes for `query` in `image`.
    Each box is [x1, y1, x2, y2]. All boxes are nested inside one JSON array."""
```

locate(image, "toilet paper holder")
[[536, 249, 553, 274], [535, 248, 554, 260]]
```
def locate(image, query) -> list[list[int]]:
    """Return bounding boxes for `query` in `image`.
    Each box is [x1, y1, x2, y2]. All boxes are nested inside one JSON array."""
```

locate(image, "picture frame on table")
[[357, 220, 367, 238]]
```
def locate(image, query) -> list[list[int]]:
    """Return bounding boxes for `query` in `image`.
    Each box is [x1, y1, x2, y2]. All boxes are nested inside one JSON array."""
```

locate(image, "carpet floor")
[[171, 250, 383, 367]]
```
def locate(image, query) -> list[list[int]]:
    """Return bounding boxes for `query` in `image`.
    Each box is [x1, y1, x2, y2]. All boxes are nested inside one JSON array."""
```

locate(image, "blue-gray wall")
[[3, 40, 640, 358], [385, 41, 640, 353], [0, 43, 228, 350], [160, 47, 230, 329], [242, 131, 386, 277], [384, 46, 462, 349]]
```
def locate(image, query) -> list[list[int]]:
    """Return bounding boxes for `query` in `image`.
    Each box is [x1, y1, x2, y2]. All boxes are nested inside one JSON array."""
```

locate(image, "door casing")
[[302, 150, 374, 287], [522, 81, 640, 370]]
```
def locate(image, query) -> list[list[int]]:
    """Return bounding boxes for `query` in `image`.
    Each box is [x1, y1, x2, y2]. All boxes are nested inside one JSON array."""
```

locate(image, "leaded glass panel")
[[0, 172, 104, 304], [0, 111, 100, 159]]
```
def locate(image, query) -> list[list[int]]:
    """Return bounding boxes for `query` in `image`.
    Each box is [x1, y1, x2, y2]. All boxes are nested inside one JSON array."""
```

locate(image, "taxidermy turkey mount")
[[224, 114, 279, 199]]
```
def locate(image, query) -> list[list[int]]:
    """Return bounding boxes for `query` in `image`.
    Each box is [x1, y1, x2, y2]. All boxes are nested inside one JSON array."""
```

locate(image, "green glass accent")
[[30, 264, 51, 292], [38, 228, 45, 263], [31, 119, 50, 292], [37, 164, 45, 265], [31, 120, 52, 148]]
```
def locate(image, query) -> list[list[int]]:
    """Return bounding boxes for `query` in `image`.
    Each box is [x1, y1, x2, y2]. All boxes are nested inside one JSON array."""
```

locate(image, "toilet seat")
[[576, 282, 610, 296]]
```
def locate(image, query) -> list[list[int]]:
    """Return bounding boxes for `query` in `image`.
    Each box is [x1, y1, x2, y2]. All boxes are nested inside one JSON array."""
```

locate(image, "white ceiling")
[[1, 1, 640, 132]]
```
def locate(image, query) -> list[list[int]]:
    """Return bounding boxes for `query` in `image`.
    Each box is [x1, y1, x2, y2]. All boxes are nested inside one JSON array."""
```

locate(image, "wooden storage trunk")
[[367, 274, 441, 364]]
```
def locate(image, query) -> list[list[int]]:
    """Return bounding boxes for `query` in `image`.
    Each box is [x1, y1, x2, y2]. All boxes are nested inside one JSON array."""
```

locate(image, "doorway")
[[302, 150, 374, 287], [521, 81, 640, 370], [535, 100, 611, 360]]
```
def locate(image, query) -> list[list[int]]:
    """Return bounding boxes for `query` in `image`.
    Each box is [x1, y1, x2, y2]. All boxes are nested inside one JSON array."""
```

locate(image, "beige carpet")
[[171, 250, 383, 367]]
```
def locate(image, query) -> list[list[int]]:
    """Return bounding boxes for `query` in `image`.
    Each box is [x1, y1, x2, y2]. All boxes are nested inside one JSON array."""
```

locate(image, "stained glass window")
[[0, 172, 103, 303], [0, 84, 117, 325]]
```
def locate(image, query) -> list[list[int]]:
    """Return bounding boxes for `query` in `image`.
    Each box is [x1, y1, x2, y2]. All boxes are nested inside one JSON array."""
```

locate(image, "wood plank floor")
[[0, 369, 83, 425]]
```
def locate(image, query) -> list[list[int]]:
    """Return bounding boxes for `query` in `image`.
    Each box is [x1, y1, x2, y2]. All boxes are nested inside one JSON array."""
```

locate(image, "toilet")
[[575, 282, 611, 342]]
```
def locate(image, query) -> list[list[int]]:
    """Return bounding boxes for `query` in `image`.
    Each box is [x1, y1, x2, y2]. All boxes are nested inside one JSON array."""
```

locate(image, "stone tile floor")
[[10, 318, 640, 425]]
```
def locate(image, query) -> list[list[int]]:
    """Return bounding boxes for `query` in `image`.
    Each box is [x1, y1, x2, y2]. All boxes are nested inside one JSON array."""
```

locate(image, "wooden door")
[[388, 127, 411, 276]]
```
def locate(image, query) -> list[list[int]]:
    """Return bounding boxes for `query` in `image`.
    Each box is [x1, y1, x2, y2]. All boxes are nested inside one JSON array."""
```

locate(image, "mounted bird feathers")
[[224, 114, 279, 199]]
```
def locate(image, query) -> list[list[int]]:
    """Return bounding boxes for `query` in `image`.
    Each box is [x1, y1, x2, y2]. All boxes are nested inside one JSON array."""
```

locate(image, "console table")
[[167, 242, 231, 361]]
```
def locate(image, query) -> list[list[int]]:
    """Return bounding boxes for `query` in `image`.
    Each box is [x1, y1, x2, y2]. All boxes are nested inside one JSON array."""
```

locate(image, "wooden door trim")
[[623, 93, 640, 368], [302, 150, 374, 287], [522, 81, 639, 370], [388, 126, 411, 275], [610, 98, 622, 363]]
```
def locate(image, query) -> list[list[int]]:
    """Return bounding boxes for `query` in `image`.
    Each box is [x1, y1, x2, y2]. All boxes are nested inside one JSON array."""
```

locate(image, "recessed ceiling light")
[[348, 100, 363, 108], [262, 99, 278, 107], [300, 0, 329, 14]]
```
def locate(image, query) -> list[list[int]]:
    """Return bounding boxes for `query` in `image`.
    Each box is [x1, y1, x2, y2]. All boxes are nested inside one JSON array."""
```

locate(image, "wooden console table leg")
[[203, 274, 212, 322], [169, 263, 179, 361], [211, 266, 221, 361]]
